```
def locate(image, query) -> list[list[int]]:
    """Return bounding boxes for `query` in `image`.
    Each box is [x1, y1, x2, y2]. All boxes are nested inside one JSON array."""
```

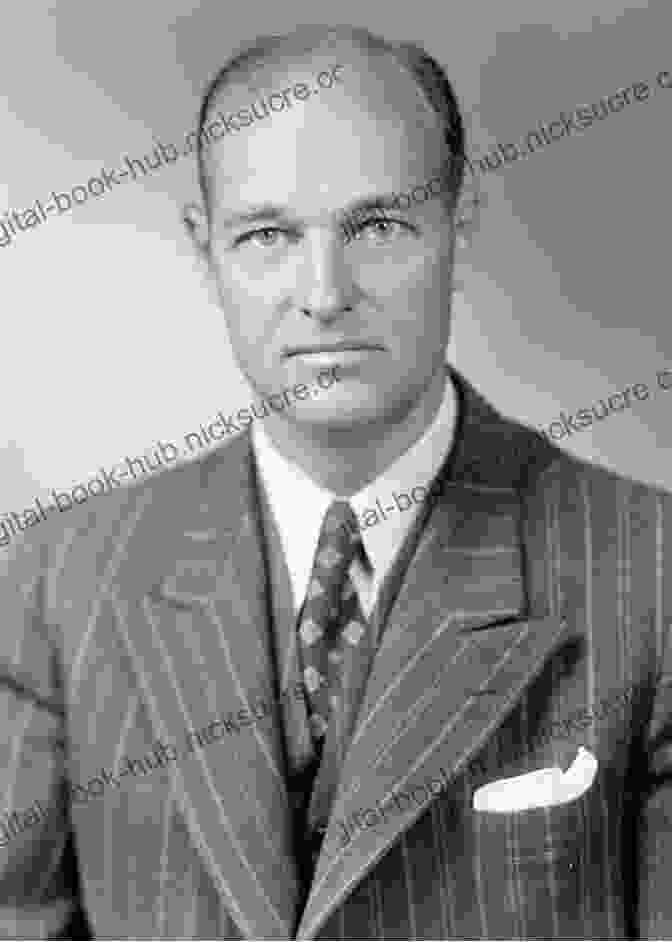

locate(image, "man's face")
[[198, 47, 457, 436]]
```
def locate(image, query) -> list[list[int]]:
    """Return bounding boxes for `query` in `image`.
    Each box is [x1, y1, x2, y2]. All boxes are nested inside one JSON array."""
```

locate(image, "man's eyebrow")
[[218, 204, 294, 230], [341, 195, 408, 218], [217, 192, 416, 231]]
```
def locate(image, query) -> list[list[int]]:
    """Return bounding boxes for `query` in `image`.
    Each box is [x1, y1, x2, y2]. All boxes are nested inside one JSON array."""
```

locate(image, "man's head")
[[184, 24, 474, 443]]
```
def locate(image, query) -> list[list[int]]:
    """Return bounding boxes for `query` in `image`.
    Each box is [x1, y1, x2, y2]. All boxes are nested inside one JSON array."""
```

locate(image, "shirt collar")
[[252, 373, 458, 611]]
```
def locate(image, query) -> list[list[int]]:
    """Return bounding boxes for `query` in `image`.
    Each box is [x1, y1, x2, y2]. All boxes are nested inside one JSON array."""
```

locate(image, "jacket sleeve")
[[0, 532, 83, 939], [638, 489, 672, 938]]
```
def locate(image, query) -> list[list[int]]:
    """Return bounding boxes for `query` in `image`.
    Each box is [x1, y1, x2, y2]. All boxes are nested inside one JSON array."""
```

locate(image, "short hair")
[[196, 24, 467, 213]]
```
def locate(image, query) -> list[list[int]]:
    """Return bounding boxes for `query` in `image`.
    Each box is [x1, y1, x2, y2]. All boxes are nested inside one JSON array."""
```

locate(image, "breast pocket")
[[472, 777, 598, 938]]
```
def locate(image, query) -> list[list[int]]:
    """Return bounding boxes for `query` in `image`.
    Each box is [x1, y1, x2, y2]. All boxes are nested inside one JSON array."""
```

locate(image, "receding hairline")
[[196, 24, 467, 212]]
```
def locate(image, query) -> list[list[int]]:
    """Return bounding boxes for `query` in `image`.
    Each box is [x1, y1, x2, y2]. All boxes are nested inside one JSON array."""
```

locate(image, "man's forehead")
[[208, 144, 443, 223], [203, 55, 444, 213]]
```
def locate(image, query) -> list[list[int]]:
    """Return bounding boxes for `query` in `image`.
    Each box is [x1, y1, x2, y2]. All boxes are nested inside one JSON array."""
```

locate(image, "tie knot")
[[315, 500, 361, 573]]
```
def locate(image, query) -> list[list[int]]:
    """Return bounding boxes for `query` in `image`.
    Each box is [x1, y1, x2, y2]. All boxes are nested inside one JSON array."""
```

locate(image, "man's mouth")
[[283, 341, 384, 357]]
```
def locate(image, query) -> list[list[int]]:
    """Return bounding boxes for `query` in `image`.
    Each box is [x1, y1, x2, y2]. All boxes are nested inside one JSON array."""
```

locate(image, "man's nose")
[[294, 229, 356, 322]]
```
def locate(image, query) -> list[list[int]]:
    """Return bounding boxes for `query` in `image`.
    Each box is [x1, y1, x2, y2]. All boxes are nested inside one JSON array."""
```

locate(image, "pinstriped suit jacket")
[[1, 367, 671, 940]]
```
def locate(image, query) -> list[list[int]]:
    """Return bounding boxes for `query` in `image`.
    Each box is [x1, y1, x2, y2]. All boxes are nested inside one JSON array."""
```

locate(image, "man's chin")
[[280, 394, 396, 432]]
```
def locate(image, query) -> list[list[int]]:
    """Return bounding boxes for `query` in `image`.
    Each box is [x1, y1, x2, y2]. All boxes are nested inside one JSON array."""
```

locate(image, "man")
[[0, 23, 671, 940]]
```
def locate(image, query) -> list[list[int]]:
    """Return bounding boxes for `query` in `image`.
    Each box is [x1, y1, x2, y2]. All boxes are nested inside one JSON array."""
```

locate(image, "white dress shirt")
[[252, 374, 458, 617]]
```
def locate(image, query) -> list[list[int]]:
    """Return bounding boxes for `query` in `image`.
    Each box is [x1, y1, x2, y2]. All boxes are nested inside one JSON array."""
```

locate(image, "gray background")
[[1, 0, 670, 534]]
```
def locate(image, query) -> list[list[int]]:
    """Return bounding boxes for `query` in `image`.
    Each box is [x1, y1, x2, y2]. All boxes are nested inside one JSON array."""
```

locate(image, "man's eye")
[[346, 217, 409, 241], [235, 227, 291, 248]]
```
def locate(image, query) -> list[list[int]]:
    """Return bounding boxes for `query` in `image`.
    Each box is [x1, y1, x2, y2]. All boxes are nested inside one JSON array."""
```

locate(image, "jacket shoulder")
[[450, 368, 670, 506], [0, 435, 252, 597], [530, 442, 672, 510]]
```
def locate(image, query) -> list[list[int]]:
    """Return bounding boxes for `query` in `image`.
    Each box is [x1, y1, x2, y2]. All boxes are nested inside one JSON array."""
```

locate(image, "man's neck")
[[259, 367, 448, 496]]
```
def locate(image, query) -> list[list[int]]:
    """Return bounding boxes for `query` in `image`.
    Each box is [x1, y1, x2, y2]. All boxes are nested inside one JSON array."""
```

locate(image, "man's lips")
[[283, 342, 384, 357]]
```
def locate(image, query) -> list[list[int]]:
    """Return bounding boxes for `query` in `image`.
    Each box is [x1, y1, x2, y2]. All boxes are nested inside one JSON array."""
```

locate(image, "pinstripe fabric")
[[0, 366, 671, 939]]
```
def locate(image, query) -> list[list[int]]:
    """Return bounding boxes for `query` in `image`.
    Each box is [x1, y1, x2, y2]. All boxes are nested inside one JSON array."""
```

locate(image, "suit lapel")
[[109, 437, 300, 940], [298, 370, 569, 939]]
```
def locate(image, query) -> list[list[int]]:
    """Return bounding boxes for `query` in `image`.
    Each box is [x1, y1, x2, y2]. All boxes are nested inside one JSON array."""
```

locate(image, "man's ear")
[[448, 163, 484, 298], [453, 162, 484, 249], [183, 201, 210, 258]]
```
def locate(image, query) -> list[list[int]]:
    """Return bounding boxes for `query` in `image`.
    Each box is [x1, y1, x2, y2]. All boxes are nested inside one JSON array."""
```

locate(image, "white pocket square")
[[473, 746, 598, 812]]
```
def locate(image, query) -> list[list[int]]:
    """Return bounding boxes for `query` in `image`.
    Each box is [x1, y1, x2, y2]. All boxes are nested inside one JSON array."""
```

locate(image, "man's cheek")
[[220, 312, 265, 365], [391, 320, 444, 373], [218, 284, 273, 344]]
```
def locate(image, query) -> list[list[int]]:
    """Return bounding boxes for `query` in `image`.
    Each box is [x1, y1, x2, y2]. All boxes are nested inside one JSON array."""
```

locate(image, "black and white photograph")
[[1, 2, 671, 938]]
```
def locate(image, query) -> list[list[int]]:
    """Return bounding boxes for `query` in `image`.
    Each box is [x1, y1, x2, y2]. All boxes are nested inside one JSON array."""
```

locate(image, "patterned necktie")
[[296, 500, 375, 836]]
